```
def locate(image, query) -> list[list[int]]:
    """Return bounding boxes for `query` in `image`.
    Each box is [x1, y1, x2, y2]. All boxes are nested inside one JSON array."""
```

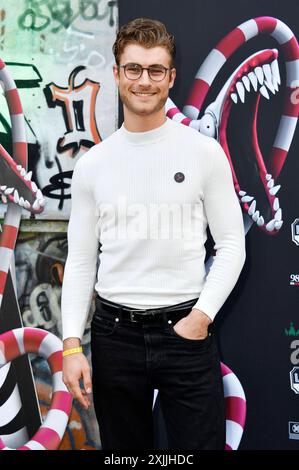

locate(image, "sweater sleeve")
[[193, 139, 246, 320], [61, 157, 99, 340]]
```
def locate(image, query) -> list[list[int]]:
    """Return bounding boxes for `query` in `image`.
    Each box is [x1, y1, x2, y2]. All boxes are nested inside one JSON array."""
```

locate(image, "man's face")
[[113, 43, 176, 119]]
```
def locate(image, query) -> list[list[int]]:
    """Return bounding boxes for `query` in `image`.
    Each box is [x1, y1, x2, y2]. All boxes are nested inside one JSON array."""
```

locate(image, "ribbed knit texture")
[[61, 118, 246, 340]]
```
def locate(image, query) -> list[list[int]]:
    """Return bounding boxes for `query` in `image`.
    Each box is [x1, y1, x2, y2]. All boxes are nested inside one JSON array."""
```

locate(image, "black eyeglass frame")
[[118, 63, 173, 82]]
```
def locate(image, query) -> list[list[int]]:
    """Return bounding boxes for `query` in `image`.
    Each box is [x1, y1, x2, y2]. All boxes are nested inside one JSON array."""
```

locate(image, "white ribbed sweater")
[[61, 118, 246, 340]]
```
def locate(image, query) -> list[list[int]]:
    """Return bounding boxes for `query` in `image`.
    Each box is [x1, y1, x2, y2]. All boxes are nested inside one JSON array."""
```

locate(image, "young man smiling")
[[61, 18, 246, 450]]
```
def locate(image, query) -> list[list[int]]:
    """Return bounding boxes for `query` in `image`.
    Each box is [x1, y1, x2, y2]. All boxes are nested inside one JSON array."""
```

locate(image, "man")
[[61, 18, 246, 450]]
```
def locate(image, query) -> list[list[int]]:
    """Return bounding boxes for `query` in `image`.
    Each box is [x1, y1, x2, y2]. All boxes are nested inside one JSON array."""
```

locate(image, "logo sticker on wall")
[[290, 340, 299, 366], [289, 421, 299, 440], [285, 322, 299, 336], [290, 274, 299, 286], [290, 367, 299, 393], [291, 219, 299, 246]]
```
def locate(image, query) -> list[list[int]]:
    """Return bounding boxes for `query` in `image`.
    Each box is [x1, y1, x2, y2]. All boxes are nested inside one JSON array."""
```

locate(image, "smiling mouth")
[[219, 49, 283, 234], [132, 92, 156, 97]]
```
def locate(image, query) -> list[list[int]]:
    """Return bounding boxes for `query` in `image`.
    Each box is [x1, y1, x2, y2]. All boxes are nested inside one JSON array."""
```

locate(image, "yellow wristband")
[[62, 347, 83, 357]]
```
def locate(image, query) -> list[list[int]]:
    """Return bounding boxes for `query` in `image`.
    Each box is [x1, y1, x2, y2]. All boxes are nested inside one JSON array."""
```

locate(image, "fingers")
[[82, 367, 92, 396], [62, 356, 92, 409], [63, 375, 92, 409], [71, 382, 90, 409]]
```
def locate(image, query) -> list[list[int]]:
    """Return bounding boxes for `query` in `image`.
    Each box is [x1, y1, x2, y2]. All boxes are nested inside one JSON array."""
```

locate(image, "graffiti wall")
[[0, 0, 118, 450], [15, 231, 100, 449], [0, 0, 118, 219]]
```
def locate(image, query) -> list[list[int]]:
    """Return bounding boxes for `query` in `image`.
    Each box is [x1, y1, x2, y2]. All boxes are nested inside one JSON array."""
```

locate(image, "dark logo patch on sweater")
[[174, 172, 185, 183]]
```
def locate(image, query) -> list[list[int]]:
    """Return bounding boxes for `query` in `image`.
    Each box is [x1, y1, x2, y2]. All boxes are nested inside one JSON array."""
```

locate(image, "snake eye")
[[199, 114, 216, 137]]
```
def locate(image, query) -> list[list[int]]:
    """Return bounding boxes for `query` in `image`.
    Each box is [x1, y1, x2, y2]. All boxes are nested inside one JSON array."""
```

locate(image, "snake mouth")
[[0, 150, 45, 214], [219, 49, 283, 234]]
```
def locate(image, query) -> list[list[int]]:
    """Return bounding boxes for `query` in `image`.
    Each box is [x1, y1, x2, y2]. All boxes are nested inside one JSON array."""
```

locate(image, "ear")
[[113, 64, 120, 86], [168, 68, 176, 90]]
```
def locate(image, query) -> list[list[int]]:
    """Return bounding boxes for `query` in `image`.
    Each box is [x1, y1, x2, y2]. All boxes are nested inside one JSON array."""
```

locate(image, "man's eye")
[[149, 67, 164, 75], [127, 65, 140, 73]]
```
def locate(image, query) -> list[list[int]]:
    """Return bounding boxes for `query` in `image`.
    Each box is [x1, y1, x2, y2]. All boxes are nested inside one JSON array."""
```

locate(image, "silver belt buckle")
[[129, 309, 146, 322], [130, 312, 138, 322]]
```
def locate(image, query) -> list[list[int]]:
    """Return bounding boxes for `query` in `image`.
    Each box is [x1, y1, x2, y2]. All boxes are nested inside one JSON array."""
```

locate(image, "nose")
[[138, 68, 151, 86]]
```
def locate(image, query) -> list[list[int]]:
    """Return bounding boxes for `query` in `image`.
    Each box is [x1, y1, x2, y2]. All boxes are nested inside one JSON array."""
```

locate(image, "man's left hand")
[[172, 308, 212, 340]]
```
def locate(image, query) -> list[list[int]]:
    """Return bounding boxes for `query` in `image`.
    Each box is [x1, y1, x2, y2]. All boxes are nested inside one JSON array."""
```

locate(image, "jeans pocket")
[[169, 322, 211, 343], [91, 312, 118, 337]]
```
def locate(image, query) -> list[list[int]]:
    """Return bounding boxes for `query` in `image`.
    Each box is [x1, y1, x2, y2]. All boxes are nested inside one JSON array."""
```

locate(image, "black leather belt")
[[95, 295, 198, 324]]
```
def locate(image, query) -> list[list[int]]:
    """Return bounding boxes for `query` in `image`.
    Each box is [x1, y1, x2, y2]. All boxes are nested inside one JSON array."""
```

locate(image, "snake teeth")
[[239, 175, 282, 231], [231, 58, 280, 104], [13, 189, 19, 203], [0, 183, 45, 211], [31, 182, 38, 192]]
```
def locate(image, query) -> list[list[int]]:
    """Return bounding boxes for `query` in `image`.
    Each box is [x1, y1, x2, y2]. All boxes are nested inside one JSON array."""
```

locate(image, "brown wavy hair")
[[112, 18, 176, 66]]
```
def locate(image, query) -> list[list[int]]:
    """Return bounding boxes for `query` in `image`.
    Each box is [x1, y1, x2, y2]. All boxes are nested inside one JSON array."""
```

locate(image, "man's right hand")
[[62, 339, 92, 409]]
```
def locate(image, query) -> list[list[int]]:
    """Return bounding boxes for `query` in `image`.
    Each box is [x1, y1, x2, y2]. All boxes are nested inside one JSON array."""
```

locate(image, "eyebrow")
[[124, 62, 169, 68]]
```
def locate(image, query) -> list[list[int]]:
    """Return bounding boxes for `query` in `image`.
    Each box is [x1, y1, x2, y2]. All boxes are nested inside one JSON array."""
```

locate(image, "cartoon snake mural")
[[0, 327, 72, 450], [166, 16, 299, 235], [164, 16, 298, 448], [0, 59, 72, 449]]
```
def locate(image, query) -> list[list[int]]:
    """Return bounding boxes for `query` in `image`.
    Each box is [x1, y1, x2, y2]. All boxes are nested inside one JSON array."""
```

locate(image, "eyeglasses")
[[119, 63, 172, 82]]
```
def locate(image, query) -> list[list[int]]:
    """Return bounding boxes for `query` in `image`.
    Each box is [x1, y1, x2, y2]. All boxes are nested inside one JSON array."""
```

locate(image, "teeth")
[[241, 195, 254, 203], [16, 165, 22, 171], [269, 185, 281, 196], [242, 75, 250, 91], [1, 194, 7, 203], [24, 200, 31, 209], [134, 92, 154, 96], [267, 178, 274, 188], [266, 219, 276, 231], [252, 210, 260, 222], [275, 220, 283, 230], [32, 199, 40, 210], [37, 189, 43, 200], [260, 85, 270, 100], [257, 216, 264, 226], [24, 171, 32, 181], [0, 185, 7, 191], [20, 168, 26, 176], [248, 200, 256, 216], [19, 196, 25, 207], [248, 72, 258, 91], [271, 59, 281, 86], [254, 66, 264, 85], [236, 81, 245, 103], [4, 187, 14, 195], [231, 93, 238, 104], [239, 190, 246, 196], [264, 80, 276, 95], [273, 197, 279, 211], [31, 182, 38, 192], [13, 189, 19, 203], [266, 173, 272, 181], [272, 76, 279, 92], [275, 208, 282, 221], [262, 64, 272, 84]]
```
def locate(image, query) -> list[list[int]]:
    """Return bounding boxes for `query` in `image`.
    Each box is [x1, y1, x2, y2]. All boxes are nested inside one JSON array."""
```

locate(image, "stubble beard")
[[119, 88, 168, 117]]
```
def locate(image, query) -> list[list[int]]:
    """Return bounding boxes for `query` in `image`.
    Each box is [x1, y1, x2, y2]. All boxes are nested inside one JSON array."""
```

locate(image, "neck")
[[123, 108, 167, 132]]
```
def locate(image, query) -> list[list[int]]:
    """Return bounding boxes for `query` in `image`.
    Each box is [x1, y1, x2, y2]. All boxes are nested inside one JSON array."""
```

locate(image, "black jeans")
[[90, 296, 225, 450]]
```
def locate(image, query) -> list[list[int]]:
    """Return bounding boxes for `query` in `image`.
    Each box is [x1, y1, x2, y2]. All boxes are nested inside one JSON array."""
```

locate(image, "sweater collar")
[[120, 118, 171, 145]]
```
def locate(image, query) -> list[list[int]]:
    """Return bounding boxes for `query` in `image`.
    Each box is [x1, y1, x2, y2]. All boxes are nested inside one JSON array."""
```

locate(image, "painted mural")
[[0, 0, 118, 219]]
